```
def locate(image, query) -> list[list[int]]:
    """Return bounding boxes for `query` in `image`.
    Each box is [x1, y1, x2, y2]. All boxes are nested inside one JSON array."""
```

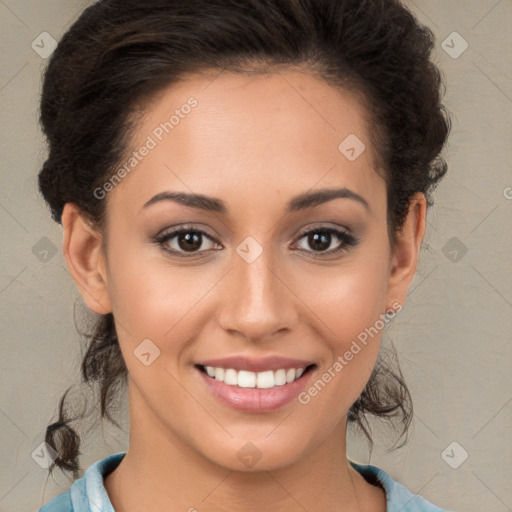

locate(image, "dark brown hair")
[[38, 0, 451, 479]]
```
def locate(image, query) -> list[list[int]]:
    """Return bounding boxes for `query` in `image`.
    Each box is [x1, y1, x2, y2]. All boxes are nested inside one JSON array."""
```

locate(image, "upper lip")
[[196, 356, 315, 373]]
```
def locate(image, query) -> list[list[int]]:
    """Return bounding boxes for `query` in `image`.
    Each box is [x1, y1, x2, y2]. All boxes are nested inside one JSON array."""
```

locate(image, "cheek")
[[292, 251, 390, 404], [296, 254, 390, 346], [106, 237, 214, 336]]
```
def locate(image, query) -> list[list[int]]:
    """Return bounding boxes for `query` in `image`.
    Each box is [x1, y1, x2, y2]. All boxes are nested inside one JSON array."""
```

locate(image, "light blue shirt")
[[38, 451, 454, 511]]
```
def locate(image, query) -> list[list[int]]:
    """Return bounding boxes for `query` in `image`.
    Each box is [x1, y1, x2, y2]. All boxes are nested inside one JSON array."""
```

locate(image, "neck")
[[104, 379, 385, 512]]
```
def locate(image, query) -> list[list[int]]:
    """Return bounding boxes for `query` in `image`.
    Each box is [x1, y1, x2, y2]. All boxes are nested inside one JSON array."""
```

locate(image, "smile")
[[199, 365, 314, 389], [195, 360, 317, 413]]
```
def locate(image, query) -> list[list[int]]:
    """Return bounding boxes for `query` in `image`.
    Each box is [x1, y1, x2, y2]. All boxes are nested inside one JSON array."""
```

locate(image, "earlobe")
[[386, 192, 427, 310], [61, 203, 112, 315]]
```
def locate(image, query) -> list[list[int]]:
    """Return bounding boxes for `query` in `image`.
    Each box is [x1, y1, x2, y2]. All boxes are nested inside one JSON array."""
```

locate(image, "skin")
[[62, 68, 426, 512]]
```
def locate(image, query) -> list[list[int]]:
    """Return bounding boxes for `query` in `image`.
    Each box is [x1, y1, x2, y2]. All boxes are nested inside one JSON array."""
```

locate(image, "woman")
[[37, 0, 452, 510]]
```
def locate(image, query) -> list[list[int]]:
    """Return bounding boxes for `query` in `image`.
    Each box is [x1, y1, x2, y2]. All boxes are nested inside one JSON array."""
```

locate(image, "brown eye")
[[175, 231, 203, 252], [155, 227, 220, 256], [307, 231, 332, 251], [295, 227, 359, 255]]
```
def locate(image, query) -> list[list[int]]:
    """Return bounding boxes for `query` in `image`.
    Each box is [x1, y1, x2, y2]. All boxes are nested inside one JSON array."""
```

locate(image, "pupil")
[[179, 232, 201, 251], [309, 232, 330, 251]]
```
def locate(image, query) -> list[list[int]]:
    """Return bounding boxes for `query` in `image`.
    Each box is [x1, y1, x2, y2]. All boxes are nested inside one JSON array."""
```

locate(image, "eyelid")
[[294, 222, 351, 238], [155, 224, 217, 241]]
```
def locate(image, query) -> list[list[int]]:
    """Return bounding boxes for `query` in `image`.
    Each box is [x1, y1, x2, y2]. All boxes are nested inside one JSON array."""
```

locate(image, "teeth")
[[224, 368, 238, 385], [286, 368, 296, 383], [274, 369, 287, 386], [257, 370, 274, 389], [238, 370, 256, 388], [203, 366, 308, 389], [214, 367, 224, 381]]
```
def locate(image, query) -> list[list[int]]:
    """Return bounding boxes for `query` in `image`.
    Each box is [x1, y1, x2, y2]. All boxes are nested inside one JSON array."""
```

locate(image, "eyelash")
[[153, 224, 359, 258]]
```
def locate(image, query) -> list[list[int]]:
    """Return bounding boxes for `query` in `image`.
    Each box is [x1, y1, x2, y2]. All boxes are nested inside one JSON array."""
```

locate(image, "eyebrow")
[[142, 187, 371, 214]]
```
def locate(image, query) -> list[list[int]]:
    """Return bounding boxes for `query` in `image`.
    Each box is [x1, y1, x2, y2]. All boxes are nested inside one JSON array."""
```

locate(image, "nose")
[[216, 241, 299, 343]]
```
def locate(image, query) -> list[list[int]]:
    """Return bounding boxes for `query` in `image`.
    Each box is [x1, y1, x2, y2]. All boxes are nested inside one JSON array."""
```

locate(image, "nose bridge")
[[217, 237, 296, 341]]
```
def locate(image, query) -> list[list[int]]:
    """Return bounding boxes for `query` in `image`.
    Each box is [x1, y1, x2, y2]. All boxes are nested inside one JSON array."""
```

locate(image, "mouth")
[[194, 359, 317, 413], [195, 363, 316, 389]]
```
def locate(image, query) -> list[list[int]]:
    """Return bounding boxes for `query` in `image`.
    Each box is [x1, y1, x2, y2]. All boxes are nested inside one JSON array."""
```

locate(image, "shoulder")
[[38, 452, 126, 512], [39, 491, 73, 512], [349, 459, 455, 512]]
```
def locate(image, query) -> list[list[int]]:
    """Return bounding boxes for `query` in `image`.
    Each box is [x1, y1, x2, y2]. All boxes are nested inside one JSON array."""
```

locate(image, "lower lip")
[[197, 367, 314, 413]]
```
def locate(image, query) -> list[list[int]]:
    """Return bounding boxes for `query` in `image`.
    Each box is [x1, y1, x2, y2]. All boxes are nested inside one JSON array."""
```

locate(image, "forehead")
[[108, 69, 386, 218]]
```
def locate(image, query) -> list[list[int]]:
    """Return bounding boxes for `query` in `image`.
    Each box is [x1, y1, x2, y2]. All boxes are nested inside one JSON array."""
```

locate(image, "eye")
[[153, 224, 359, 258], [294, 226, 359, 255], [154, 225, 221, 256]]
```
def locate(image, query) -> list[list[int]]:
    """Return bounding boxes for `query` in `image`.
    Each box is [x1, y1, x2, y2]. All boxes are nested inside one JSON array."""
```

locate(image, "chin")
[[197, 432, 316, 473]]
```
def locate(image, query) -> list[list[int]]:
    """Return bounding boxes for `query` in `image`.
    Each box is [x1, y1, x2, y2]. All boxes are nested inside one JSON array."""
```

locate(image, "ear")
[[61, 203, 112, 315], [386, 192, 427, 310]]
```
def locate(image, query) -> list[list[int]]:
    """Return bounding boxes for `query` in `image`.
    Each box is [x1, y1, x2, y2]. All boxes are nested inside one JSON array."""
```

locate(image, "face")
[[65, 68, 424, 472]]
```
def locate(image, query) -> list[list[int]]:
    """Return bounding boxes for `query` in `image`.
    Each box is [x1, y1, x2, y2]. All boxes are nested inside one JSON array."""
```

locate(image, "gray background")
[[1, 1, 511, 511]]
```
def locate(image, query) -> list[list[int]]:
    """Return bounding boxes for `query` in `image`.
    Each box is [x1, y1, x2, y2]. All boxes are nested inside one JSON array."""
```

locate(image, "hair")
[[38, 0, 451, 479]]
